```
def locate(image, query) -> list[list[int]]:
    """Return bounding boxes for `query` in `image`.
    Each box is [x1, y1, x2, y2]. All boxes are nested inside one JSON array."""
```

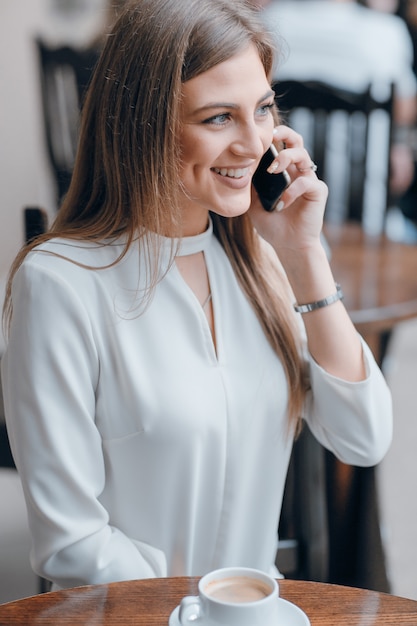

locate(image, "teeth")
[[213, 167, 249, 179]]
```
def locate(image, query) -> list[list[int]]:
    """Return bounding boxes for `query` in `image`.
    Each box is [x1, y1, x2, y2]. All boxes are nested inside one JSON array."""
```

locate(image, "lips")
[[212, 167, 250, 179]]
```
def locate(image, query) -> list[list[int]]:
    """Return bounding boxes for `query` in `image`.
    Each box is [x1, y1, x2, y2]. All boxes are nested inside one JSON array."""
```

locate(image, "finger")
[[296, 161, 318, 174], [276, 177, 328, 211], [272, 125, 304, 149], [271, 126, 318, 178], [268, 146, 316, 176]]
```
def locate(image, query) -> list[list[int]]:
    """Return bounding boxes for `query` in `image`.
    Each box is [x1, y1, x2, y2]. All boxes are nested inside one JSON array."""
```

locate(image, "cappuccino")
[[205, 576, 271, 603]]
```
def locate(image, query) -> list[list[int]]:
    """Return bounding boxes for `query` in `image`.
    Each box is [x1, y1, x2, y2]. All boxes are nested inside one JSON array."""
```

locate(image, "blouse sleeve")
[[303, 337, 393, 467], [1, 259, 167, 588]]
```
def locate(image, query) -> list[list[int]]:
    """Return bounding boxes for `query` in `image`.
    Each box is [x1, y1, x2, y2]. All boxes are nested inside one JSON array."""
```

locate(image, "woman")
[[1, 0, 392, 589]]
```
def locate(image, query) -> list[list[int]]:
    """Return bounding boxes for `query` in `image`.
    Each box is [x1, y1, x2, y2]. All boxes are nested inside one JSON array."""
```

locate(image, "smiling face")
[[178, 44, 275, 235]]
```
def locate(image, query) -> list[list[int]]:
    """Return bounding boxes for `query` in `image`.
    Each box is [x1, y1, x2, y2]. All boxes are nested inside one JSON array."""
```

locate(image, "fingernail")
[[276, 200, 285, 212], [267, 161, 279, 174]]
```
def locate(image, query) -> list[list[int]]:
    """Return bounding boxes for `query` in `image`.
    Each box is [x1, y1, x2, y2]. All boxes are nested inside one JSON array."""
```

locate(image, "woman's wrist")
[[278, 240, 338, 303], [293, 283, 343, 314]]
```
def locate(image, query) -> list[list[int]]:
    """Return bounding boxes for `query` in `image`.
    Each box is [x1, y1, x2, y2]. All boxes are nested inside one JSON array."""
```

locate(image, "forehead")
[[181, 44, 270, 110]]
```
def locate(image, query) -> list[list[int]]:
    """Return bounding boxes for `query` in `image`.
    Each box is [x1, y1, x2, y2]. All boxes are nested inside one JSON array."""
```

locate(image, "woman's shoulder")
[[23, 236, 128, 274], [10, 237, 135, 302]]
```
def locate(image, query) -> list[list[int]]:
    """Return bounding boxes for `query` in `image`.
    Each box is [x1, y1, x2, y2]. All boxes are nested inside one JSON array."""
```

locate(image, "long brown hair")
[[3, 0, 307, 428]]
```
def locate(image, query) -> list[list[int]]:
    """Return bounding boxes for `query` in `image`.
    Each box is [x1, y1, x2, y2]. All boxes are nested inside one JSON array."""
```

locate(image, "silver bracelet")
[[293, 283, 344, 314]]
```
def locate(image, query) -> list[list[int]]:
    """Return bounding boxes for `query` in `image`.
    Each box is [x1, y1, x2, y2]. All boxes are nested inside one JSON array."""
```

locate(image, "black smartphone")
[[252, 145, 290, 212]]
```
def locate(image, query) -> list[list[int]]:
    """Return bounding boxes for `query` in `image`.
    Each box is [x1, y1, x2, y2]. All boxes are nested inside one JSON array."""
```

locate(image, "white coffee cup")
[[178, 566, 280, 626]]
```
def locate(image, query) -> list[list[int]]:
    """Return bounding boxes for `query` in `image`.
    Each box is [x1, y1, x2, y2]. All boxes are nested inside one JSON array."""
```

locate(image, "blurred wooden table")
[[325, 222, 417, 362], [321, 223, 417, 592], [0, 578, 416, 625]]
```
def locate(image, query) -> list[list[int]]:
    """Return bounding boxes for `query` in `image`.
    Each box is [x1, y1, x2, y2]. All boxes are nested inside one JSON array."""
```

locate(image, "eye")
[[256, 102, 275, 118], [202, 112, 232, 126]]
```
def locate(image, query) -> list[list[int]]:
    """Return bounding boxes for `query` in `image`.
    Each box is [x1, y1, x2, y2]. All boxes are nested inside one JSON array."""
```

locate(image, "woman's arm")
[[250, 125, 392, 465], [1, 258, 166, 588], [250, 124, 366, 382]]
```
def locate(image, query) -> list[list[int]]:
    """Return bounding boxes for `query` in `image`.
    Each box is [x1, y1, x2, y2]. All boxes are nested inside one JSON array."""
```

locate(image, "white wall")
[[0, 0, 108, 352]]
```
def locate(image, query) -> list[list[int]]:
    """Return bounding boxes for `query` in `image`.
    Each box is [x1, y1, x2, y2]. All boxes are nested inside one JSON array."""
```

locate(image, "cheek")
[[179, 139, 194, 164], [262, 123, 275, 152], [180, 145, 213, 185], [180, 127, 221, 172], [179, 139, 202, 182]]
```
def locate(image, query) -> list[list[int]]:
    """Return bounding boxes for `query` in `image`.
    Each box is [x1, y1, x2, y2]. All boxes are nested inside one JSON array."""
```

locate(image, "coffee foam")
[[205, 576, 271, 603]]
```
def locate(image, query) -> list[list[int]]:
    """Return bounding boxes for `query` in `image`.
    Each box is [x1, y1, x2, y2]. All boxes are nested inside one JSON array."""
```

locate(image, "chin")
[[223, 202, 251, 218], [211, 195, 252, 219]]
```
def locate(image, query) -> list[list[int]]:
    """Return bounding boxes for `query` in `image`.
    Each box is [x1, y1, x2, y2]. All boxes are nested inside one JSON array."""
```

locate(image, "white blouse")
[[1, 220, 392, 589]]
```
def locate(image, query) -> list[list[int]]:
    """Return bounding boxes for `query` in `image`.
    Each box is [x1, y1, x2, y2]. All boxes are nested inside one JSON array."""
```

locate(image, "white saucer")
[[168, 597, 310, 625]]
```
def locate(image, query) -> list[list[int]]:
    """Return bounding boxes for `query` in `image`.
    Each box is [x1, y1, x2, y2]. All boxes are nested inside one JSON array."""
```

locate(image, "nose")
[[230, 122, 267, 160]]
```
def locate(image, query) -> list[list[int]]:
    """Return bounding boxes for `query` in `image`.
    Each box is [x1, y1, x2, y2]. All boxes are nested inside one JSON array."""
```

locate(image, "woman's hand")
[[249, 126, 366, 383], [249, 125, 328, 253]]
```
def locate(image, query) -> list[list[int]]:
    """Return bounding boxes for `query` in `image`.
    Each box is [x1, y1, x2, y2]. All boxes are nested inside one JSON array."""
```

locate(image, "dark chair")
[[276, 425, 329, 582], [24, 207, 48, 243], [0, 425, 14, 470], [0, 356, 14, 471], [35, 38, 99, 204], [275, 81, 394, 590], [273, 80, 394, 235], [21, 41, 99, 244]]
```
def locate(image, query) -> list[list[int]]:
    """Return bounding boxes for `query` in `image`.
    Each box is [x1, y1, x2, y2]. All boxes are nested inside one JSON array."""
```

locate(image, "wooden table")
[[0, 578, 416, 625], [319, 223, 417, 592], [324, 222, 417, 362]]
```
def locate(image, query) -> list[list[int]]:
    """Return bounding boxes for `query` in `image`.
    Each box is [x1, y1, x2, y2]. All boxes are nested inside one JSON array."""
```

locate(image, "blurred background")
[[0, 0, 114, 353]]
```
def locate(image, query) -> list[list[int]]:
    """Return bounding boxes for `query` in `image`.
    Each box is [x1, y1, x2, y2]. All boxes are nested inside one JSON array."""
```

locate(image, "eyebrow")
[[192, 89, 275, 114]]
